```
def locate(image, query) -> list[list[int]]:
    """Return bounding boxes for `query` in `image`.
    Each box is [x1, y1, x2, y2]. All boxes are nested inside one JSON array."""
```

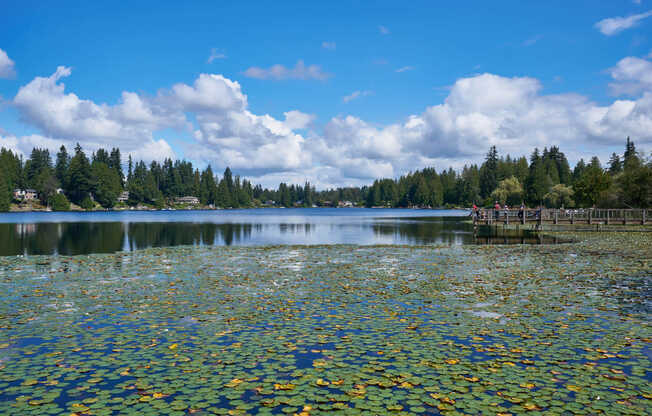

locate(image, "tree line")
[[0, 138, 650, 212]]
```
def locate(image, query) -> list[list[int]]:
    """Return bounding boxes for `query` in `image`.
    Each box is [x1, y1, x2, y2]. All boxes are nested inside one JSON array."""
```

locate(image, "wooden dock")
[[473, 208, 651, 228]]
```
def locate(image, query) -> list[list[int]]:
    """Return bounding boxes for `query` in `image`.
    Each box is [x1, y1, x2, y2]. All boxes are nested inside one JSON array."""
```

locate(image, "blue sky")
[[1, 0, 651, 187]]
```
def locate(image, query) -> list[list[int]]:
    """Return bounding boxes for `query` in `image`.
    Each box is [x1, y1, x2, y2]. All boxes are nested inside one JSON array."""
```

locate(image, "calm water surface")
[[0, 208, 560, 256]]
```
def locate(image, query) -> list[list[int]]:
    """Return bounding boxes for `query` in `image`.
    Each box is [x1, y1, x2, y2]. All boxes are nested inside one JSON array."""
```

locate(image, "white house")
[[13, 189, 38, 201], [117, 191, 129, 203]]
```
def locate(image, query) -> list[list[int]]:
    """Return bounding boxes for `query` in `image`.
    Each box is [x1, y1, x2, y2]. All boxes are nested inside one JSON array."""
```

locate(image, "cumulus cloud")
[[595, 10, 652, 35], [322, 41, 336, 50], [207, 48, 227, 63], [609, 55, 652, 95], [307, 70, 652, 186], [243, 60, 331, 81], [11, 66, 177, 160], [5, 55, 652, 189], [283, 110, 315, 130], [342, 90, 372, 103], [0, 48, 16, 79]]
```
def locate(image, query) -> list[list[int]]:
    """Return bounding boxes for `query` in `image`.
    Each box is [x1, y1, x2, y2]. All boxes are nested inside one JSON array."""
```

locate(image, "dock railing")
[[473, 208, 650, 226]]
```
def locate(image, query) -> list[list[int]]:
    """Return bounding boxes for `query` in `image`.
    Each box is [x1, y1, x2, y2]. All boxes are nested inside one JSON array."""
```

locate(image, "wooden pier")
[[473, 208, 651, 228]]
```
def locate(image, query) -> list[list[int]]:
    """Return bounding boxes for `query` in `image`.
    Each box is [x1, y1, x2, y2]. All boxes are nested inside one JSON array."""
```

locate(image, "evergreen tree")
[[199, 165, 217, 205], [127, 155, 133, 183], [109, 148, 124, 185], [24, 148, 52, 189], [479, 146, 498, 198], [93, 148, 110, 165], [223, 167, 234, 200], [525, 149, 552, 205], [617, 152, 651, 208], [623, 137, 639, 169], [55, 145, 70, 189], [608, 153, 622, 175], [67, 144, 93, 205], [0, 173, 10, 212], [92, 162, 122, 208], [192, 170, 201, 198], [572, 159, 587, 183]]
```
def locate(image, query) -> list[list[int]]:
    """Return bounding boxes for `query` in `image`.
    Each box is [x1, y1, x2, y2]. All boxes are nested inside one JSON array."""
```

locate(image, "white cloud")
[[283, 110, 315, 130], [342, 90, 372, 103], [609, 55, 652, 95], [243, 60, 331, 81], [207, 48, 227, 63], [0, 48, 16, 79], [308, 70, 652, 186], [11, 66, 177, 161], [395, 66, 414, 73], [595, 10, 652, 35], [322, 41, 336, 50], [378, 25, 390, 35], [5, 55, 652, 189]]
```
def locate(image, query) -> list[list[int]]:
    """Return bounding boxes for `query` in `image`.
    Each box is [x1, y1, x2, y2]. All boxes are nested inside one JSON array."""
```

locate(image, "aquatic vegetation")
[[0, 233, 650, 415]]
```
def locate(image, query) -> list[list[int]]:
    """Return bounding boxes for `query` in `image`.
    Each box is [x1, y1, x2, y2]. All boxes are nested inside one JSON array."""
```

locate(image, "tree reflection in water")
[[0, 217, 561, 256]]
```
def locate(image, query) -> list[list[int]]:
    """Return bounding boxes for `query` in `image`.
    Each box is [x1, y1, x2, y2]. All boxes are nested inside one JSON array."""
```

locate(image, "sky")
[[0, 0, 651, 188]]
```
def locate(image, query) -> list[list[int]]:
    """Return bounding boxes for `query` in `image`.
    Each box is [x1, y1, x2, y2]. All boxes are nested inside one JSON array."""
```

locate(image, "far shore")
[[3, 203, 469, 213]]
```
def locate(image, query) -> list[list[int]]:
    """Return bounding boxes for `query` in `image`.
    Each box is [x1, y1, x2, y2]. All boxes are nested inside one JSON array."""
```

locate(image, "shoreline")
[[3, 205, 470, 213]]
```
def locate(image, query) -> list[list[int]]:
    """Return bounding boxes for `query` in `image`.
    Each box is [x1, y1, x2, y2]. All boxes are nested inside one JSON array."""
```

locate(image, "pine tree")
[[55, 145, 70, 189], [67, 144, 93, 205], [608, 153, 622, 175], [109, 148, 124, 186], [479, 146, 499, 198], [0, 173, 10, 212]]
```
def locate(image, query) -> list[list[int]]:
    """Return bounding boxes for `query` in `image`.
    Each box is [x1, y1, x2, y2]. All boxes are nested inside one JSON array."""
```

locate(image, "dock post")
[[570, 211, 574, 224], [554, 210, 558, 225], [606, 210, 610, 225], [643, 210, 646, 225], [588, 210, 592, 225]]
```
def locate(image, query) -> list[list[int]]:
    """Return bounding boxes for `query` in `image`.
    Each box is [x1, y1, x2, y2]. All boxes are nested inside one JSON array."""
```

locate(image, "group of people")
[[471, 202, 529, 220]]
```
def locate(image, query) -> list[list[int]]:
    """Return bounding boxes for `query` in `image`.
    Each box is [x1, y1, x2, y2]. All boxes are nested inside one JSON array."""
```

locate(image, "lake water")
[[0, 208, 562, 256]]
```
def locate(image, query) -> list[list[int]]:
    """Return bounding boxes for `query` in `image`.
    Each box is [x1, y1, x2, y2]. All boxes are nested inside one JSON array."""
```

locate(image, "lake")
[[0, 208, 562, 256]]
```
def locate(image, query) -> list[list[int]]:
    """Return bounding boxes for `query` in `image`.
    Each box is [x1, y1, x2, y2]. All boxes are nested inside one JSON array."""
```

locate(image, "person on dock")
[[518, 203, 525, 220], [494, 201, 500, 220], [471, 203, 480, 220]]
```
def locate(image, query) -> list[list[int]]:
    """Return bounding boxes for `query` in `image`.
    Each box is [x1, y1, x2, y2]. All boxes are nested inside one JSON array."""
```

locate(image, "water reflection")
[[373, 217, 561, 245], [0, 216, 562, 256]]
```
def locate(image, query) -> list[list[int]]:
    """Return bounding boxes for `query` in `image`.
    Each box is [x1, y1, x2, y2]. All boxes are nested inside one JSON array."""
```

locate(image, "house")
[[117, 191, 129, 203], [13, 189, 38, 201], [174, 196, 200, 205], [24, 189, 38, 200], [338, 200, 354, 207]]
